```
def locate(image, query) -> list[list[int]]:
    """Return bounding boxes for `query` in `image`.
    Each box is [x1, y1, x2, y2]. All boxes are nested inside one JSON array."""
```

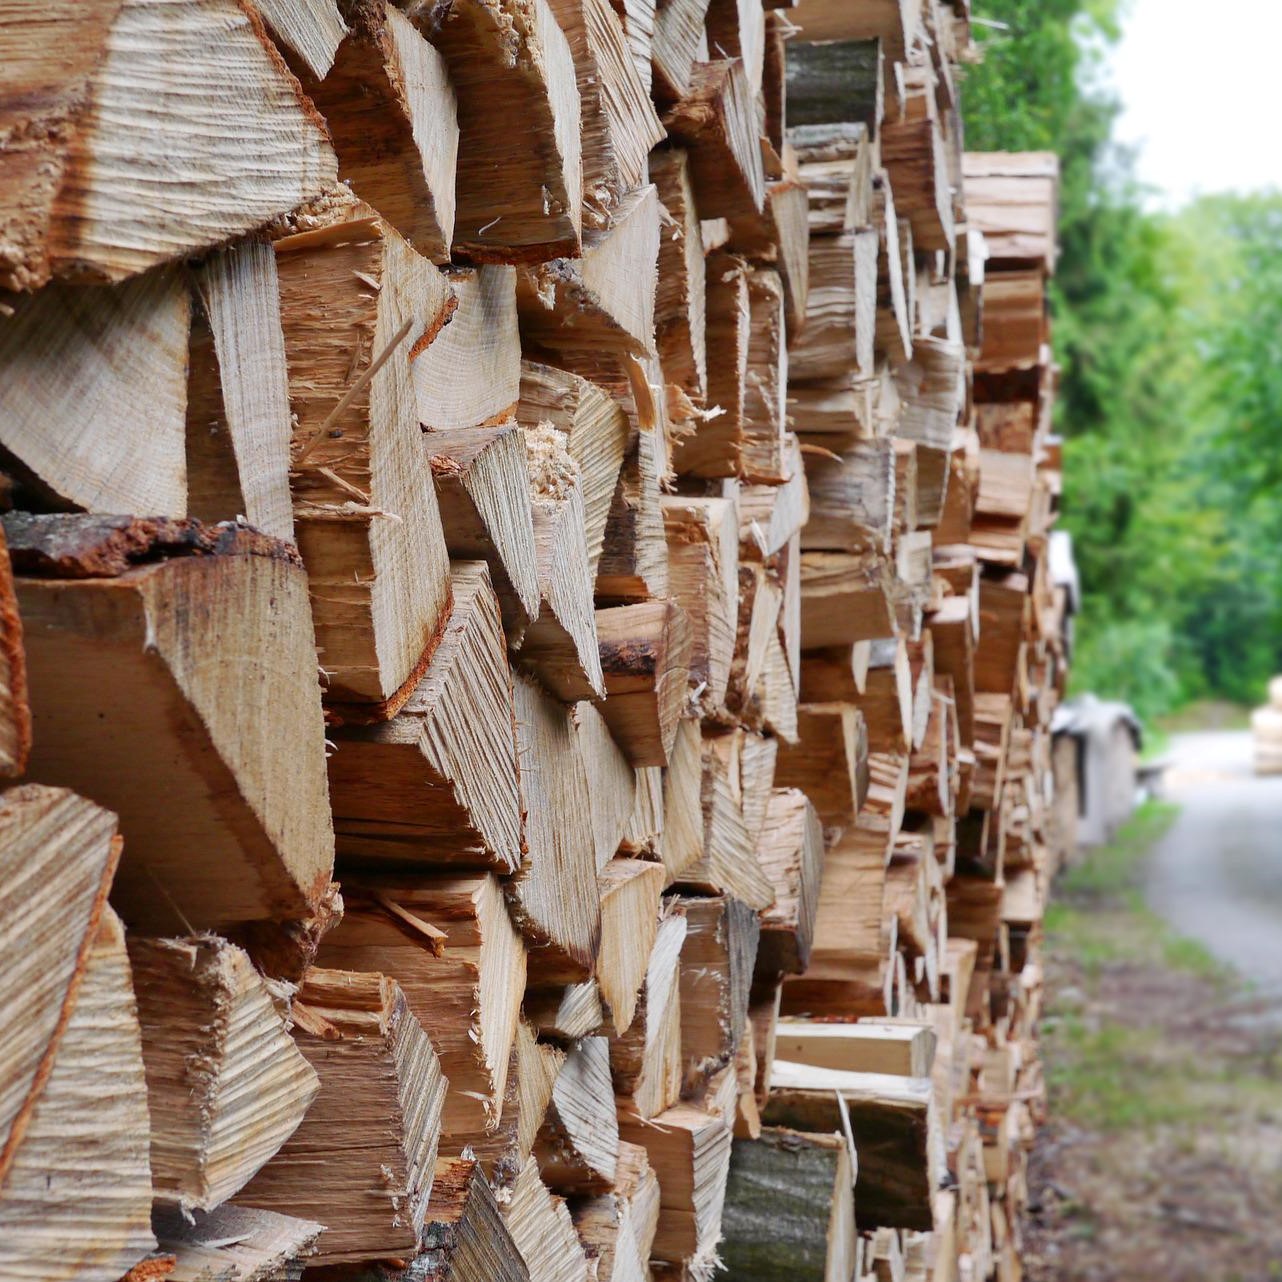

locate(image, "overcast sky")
[[1108, 0, 1282, 205]]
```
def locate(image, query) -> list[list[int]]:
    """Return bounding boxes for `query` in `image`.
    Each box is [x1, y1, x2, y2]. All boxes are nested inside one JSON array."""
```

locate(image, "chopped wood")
[[509, 675, 602, 981], [128, 935, 320, 1214], [253, 0, 347, 79], [788, 230, 877, 382], [0, 904, 155, 1281], [314, 875, 526, 1181], [598, 858, 667, 1034], [570, 1141, 661, 1282], [801, 439, 896, 554], [306, 1, 457, 260], [773, 1020, 937, 1077], [0, 0, 336, 291], [799, 550, 895, 648], [419, 1154, 532, 1281], [774, 703, 869, 826], [741, 269, 791, 482], [274, 207, 456, 715], [756, 788, 825, 975], [595, 599, 694, 766], [0, 526, 29, 778], [153, 1203, 324, 1282], [8, 513, 334, 932], [327, 560, 525, 873], [419, 0, 582, 261], [786, 36, 882, 132], [596, 425, 671, 601], [652, 149, 708, 401], [502, 1155, 592, 1282], [526, 980, 608, 1043], [535, 1036, 620, 1194], [651, 0, 714, 101]]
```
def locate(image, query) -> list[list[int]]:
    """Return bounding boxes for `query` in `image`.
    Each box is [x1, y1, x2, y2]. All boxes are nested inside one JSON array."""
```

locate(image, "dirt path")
[[1147, 730, 1282, 996]]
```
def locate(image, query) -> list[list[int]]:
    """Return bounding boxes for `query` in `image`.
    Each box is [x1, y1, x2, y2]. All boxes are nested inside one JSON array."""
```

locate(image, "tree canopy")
[[962, 2, 1282, 718]]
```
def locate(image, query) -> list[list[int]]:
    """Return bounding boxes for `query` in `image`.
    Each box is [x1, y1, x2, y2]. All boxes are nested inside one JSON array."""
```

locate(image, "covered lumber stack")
[[0, 2, 1071, 1281]]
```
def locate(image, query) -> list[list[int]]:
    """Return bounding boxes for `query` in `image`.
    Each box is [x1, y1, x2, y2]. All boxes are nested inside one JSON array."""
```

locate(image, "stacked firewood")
[[0, 0, 1070, 1280]]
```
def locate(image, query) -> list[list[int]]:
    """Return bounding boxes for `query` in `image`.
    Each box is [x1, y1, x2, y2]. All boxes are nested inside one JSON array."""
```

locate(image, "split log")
[[509, 676, 602, 981], [327, 561, 524, 874], [0, 267, 189, 516], [742, 268, 790, 483], [253, 0, 347, 78], [763, 1063, 939, 1231], [0, 903, 155, 1281], [571, 1141, 661, 1282], [661, 497, 739, 713], [517, 362, 631, 578], [662, 61, 765, 221], [128, 935, 320, 1213], [526, 980, 607, 1043], [798, 551, 895, 649], [719, 1127, 856, 1282], [517, 430, 606, 702], [774, 703, 868, 826], [514, 1019, 565, 1161], [651, 149, 708, 401], [238, 968, 446, 1264], [314, 875, 526, 1181], [773, 1021, 936, 1077], [0, 0, 336, 292], [418, 0, 582, 261], [676, 895, 761, 1091], [578, 702, 639, 871], [501, 1155, 591, 1282], [598, 858, 666, 1035], [597, 426, 671, 601], [306, 1, 457, 260], [612, 908, 688, 1119], [153, 1204, 324, 1281], [183, 240, 296, 540], [801, 439, 896, 554], [8, 513, 334, 932], [874, 180, 913, 366], [595, 599, 693, 766], [549, 0, 665, 228], [673, 251, 749, 477], [756, 789, 824, 975], [535, 1036, 620, 1194], [417, 266, 522, 430], [418, 1154, 532, 1282], [787, 230, 877, 382], [651, 0, 714, 102], [706, 0, 766, 94], [273, 207, 456, 717], [881, 114, 954, 253]]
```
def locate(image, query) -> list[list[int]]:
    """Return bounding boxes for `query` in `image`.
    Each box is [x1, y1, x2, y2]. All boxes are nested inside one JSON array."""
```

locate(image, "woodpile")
[[0, 2, 1071, 1280]]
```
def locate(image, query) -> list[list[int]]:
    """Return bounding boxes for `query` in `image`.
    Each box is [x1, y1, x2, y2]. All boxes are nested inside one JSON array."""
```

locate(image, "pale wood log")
[[620, 764, 665, 857], [786, 0, 918, 64], [725, 562, 782, 727], [926, 594, 974, 746], [230, 881, 345, 987], [774, 703, 868, 826], [773, 1021, 936, 1076], [327, 561, 524, 873], [597, 426, 671, 601], [720, 1127, 856, 1282], [415, 0, 581, 261], [571, 1141, 660, 1282], [617, 1066, 737, 1268], [8, 513, 334, 932], [0, 526, 29, 778], [186, 239, 295, 541], [314, 876, 526, 1182], [0, 905, 155, 1281], [502, 1155, 592, 1282], [509, 676, 602, 981], [661, 496, 739, 712], [577, 701, 638, 871], [518, 431, 606, 701], [801, 438, 896, 554], [894, 337, 966, 451], [128, 935, 319, 1214], [651, 0, 713, 102], [962, 150, 1059, 271], [253, 0, 347, 78], [595, 599, 693, 766], [676, 895, 761, 1092], [658, 717, 707, 882], [526, 980, 607, 1042], [598, 858, 666, 1034], [154, 1203, 325, 1281], [607, 0, 657, 93], [882, 114, 954, 253], [418, 1154, 531, 1281], [672, 251, 748, 477], [238, 968, 444, 1263], [706, 0, 766, 94], [306, 1, 457, 260], [518, 362, 630, 578], [874, 180, 913, 366], [612, 908, 688, 1119], [741, 268, 790, 483], [427, 427, 541, 637], [662, 61, 765, 221], [0, 266, 189, 515], [787, 368, 886, 444], [273, 207, 456, 716], [651, 149, 708, 401], [738, 730, 780, 847], [417, 266, 522, 428], [755, 789, 824, 975], [763, 1063, 939, 1231], [535, 1036, 620, 1194], [550, 0, 664, 228], [0, 0, 336, 292], [788, 230, 877, 381], [515, 1019, 565, 1161]]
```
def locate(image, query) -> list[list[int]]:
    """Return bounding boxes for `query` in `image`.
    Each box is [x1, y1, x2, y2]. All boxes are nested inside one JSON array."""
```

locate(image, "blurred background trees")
[[963, 2, 1282, 719]]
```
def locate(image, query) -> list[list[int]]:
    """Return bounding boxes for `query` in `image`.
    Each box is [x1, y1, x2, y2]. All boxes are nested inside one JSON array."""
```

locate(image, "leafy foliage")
[[963, 3, 1282, 718]]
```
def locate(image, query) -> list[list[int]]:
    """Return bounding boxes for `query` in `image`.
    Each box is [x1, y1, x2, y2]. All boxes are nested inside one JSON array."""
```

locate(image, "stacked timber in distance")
[[0, 1, 1072, 1281]]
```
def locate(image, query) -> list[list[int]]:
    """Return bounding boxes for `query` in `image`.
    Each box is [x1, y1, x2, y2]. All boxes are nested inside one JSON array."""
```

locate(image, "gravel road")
[[1146, 730, 1282, 996]]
